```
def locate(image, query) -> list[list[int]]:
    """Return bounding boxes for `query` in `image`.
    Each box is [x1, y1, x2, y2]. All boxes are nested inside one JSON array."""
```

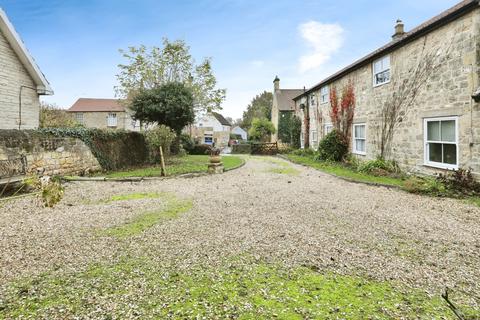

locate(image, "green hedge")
[[232, 144, 252, 154]]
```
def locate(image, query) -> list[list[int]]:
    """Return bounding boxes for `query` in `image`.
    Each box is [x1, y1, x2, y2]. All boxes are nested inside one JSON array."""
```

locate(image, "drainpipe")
[[18, 85, 38, 130]]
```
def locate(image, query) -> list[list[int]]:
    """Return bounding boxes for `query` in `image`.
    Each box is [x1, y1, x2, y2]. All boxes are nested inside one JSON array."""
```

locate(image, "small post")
[[159, 146, 167, 177]]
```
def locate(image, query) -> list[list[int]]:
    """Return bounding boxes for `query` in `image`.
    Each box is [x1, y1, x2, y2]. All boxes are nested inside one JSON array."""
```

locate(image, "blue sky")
[[1, 0, 460, 119]]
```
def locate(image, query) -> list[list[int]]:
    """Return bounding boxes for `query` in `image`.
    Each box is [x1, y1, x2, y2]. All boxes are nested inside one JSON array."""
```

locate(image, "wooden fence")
[[251, 142, 279, 155]]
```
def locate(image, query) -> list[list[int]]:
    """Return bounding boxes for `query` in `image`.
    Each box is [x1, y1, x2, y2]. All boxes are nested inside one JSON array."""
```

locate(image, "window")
[[324, 123, 334, 136], [310, 94, 316, 106], [373, 55, 390, 86], [107, 113, 117, 127], [353, 123, 366, 155], [74, 113, 84, 124], [311, 130, 318, 145], [204, 133, 213, 145], [320, 86, 329, 104], [424, 117, 458, 170]]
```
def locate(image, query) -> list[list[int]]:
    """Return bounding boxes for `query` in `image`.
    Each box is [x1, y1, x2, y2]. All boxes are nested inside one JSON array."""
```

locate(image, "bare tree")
[[375, 36, 454, 159]]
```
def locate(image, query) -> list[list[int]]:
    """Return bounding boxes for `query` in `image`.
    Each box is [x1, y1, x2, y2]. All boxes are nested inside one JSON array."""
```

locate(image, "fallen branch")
[[442, 287, 465, 320]]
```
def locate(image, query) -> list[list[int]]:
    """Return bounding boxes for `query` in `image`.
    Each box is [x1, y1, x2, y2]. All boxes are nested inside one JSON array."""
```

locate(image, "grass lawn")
[[3, 257, 474, 319], [285, 154, 405, 187], [105, 155, 244, 178]]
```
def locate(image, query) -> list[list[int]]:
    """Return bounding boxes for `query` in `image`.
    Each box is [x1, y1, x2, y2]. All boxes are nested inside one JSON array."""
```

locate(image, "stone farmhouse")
[[270, 76, 302, 142], [0, 8, 53, 129], [189, 111, 232, 147], [67, 98, 140, 131], [293, 0, 480, 176]]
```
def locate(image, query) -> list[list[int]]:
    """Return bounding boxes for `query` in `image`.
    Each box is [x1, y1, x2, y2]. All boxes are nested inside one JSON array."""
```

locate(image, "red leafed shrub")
[[329, 81, 355, 147]]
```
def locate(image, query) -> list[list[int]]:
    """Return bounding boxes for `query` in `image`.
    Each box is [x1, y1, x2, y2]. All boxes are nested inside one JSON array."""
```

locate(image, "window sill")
[[353, 151, 367, 156], [424, 162, 458, 171], [373, 80, 390, 88]]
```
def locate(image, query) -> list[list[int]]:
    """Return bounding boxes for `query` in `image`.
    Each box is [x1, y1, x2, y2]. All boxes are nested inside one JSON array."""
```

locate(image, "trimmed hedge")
[[189, 144, 212, 155], [232, 144, 252, 154]]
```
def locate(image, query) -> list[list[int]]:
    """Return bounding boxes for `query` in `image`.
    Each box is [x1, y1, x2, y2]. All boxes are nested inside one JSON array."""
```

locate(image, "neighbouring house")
[[0, 8, 53, 129], [190, 111, 232, 147], [232, 126, 248, 140], [294, 0, 480, 176], [67, 98, 140, 131], [270, 76, 303, 142]]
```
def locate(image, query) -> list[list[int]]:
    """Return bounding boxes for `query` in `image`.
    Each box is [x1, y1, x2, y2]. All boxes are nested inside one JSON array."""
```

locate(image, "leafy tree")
[[115, 39, 226, 114], [241, 91, 273, 130], [278, 112, 302, 147], [248, 118, 276, 142], [144, 125, 177, 157], [39, 103, 81, 128], [130, 82, 195, 134]]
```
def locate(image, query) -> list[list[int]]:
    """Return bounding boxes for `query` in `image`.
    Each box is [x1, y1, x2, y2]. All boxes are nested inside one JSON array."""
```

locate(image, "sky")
[[1, 0, 460, 119]]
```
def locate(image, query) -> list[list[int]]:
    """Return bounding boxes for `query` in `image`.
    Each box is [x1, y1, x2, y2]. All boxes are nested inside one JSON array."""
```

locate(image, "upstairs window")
[[107, 113, 117, 127], [320, 86, 329, 104], [310, 94, 316, 106], [373, 55, 390, 86], [424, 117, 458, 170]]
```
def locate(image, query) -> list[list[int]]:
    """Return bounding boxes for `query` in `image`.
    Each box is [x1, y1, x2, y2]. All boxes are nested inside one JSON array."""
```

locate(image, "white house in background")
[[232, 126, 247, 140], [0, 8, 53, 129], [190, 112, 232, 147]]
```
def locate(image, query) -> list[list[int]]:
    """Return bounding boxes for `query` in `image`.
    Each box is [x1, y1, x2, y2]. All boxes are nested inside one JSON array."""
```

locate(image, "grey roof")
[[212, 112, 231, 126], [276, 89, 304, 111], [294, 0, 479, 100]]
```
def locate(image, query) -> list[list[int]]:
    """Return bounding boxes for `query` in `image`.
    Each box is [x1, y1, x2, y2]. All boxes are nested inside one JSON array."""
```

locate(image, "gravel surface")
[[1, 156, 479, 301]]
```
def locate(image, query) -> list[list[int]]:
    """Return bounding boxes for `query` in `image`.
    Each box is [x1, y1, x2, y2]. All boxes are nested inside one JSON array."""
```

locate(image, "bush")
[[41, 178, 64, 208], [315, 130, 349, 162], [144, 125, 177, 160], [180, 134, 195, 154], [403, 176, 446, 196], [358, 158, 401, 177], [248, 118, 276, 142], [437, 168, 480, 196], [291, 148, 315, 157], [190, 144, 212, 155], [232, 144, 251, 154]]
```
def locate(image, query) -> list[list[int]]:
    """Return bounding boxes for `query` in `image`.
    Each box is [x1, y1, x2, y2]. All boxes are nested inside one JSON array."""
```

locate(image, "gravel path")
[[1, 156, 479, 302]]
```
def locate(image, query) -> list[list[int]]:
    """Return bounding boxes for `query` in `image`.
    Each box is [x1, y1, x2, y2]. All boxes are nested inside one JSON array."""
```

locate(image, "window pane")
[[427, 121, 440, 141], [428, 143, 442, 163], [355, 125, 365, 139], [441, 120, 456, 142], [383, 56, 390, 69], [374, 61, 382, 73], [356, 139, 365, 153], [443, 144, 457, 165]]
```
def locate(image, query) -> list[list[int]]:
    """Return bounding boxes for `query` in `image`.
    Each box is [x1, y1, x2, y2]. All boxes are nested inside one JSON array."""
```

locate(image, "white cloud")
[[298, 21, 344, 73], [250, 60, 265, 67]]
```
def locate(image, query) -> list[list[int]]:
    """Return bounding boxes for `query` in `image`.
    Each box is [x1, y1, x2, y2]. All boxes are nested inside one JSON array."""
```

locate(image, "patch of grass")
[[2, 258, 476, 319], [467, 196, 480, 208], [101, 197, 193, 238], [104, 155, 244, 178], [285, 154, 405, 187], [268, 167, 300, 176], [106, 192, 168, 203]]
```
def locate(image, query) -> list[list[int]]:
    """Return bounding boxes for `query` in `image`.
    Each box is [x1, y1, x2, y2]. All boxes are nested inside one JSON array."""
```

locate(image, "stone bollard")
[[208, 162, 224, 174]]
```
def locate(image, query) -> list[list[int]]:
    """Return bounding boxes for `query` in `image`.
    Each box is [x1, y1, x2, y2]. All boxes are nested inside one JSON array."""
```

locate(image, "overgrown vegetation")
[[248, 118, 276, 142], [39, 103, 82, 128], [24, 175, 64, 207], [144, 125, 177, 159], [2, 257, 476, 319], [329, 81, 356, 147], [315, 130, 349, 162], [278, 112, 302, 147]]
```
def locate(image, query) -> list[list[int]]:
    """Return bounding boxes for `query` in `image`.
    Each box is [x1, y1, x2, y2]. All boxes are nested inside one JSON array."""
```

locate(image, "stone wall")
[[0, 130, 100, 178], [297, 8, 480, 175], [0, 29, 40, 130], [70, 111, 140, 131]]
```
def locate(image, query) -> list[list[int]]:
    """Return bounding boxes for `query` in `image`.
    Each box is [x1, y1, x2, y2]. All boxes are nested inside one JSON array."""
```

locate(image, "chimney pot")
[[273, 76, 280, 91], [392, 19, 405, 40]]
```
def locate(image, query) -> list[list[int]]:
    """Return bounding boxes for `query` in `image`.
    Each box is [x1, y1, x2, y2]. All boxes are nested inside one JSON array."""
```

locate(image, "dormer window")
[[373, 55, 390, 86]]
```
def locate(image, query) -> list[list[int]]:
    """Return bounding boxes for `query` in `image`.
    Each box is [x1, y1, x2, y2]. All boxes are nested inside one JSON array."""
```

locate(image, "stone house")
[[189, 112, 232, 147], [67, 98, 140, 131], [232, 126, 248, 140], [293, 0, 480, 176], [270, 76, 303, 142], [0, 8, 53, 129]]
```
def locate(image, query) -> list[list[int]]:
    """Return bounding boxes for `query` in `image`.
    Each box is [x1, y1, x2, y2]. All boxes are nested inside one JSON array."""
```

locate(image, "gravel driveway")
[[1, 156, 479, 305]]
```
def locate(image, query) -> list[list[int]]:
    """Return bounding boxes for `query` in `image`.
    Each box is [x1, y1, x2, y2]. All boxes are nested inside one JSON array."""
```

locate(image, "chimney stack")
[[392, 19, 405, 40], [273, 76, 280, 91]]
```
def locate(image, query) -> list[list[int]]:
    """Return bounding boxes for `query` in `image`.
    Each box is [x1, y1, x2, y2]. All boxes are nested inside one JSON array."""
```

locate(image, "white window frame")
[[204, 133, 213, 145], [353, 123, 367, 155], [320, 86, 329, 104], [373, 55, 390, 87], [75, 112, 84, 124], [424, 116, 459, 170], [324, 123, 333, 136], [311, 130, 318, 145], [107, 113, 117, 127], [310, 94, 316, 106]]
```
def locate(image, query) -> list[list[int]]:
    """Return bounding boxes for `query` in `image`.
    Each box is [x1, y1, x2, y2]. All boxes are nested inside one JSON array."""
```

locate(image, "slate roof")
[[276, 89, 304, 111], [212, 112, 232, 126], [294, 0, 480, 100], [67, 98, 125, 112]]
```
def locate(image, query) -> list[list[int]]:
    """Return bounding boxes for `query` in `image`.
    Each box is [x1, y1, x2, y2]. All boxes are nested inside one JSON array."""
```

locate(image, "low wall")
[[0, 130, 100, 178]]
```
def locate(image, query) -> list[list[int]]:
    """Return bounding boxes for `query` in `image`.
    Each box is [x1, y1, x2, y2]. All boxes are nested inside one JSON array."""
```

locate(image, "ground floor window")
[[424, 117, 458, 169], [107, 113, 117, 127], [324, 123, 333, 136], [353, 123, 366, 155], [204, 134, 213, 145], [311, 130, 318, 145], [75, 112, 84, 125]]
